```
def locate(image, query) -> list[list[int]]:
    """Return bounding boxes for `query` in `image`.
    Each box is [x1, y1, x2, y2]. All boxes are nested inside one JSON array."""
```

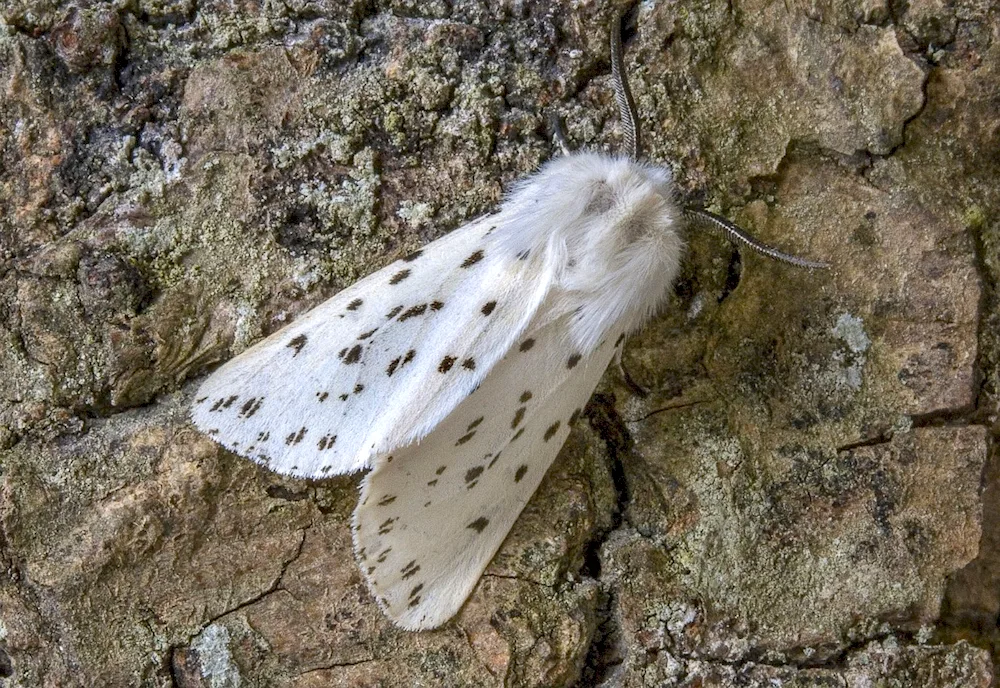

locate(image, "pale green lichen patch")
[[191, 624, 242, 688], [831, 312, 871, 390], [831, 312, 872, 355], [396, 199, 436, 228]]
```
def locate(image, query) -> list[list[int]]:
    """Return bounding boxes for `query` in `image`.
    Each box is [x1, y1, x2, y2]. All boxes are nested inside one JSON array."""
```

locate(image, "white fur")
[[191, 151, 684, 628]]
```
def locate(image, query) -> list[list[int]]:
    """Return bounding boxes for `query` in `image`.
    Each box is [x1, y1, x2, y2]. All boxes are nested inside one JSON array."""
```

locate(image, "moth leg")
[[549, 112, 573, 156], [615, 338, 648, 398]]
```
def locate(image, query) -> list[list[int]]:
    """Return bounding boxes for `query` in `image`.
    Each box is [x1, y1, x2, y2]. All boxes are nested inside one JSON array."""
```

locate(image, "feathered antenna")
[[684, 209, 830, 269], [610, 11, 641, 160]]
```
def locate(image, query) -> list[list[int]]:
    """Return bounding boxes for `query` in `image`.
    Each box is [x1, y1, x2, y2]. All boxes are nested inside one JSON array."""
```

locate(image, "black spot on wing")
[[358, 328, 378, 340], [567, 353, 582, 369], [519, 338, 535, 352], [511, 427, 525, 442], [347, 298, 363, 311], [467, 517, 489, 533], [398, 304, 427, 321], [378, 494, 397, 506], [389, 269, 411, 284], [515, 465, 528, 482], [517, 249, 530, 261], [544, 421, 561, 441], [467, 416, 484, 431], [343, 345, 363, 364], [287, 334, 307, 356], [401, 560, 420, 579], [481, 301, 496, 316], [430, 300, 444, 311], [316, 391, 329, 402], [403, 349, 416, 364], [386, 305, 404, 319], [285, 427, 307, 445], [439, 356, 456, 373], [519, 390, 532, 403], [402, 250, 423, 262], [465, 466, 484, 484], [462, 358, 476, 370], [455, 431, 476, 446], [569, 407, 583, 425], [354, 383, 364, 394], [461, 250, 484, 268], [511, 407, 526, 429], [435, 466, 447, 475], [239, 398, 263, 418], [387, 357, 401, 376], [615, 333, 626, 347]]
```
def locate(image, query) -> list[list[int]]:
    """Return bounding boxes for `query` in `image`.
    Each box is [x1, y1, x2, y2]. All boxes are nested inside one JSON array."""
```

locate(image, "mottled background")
[[1, 0, 997, 686]]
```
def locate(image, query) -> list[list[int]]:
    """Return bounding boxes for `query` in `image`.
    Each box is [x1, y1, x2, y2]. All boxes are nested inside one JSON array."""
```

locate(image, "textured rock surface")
[[0, 0, 997, 686]]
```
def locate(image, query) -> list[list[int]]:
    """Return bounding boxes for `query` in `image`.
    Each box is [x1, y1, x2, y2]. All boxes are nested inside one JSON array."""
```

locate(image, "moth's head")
[[576, 156, 680, 248], [552, 153, 683, 290]]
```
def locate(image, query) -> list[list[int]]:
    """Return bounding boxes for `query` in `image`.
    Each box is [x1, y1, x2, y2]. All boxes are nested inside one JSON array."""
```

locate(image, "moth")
[[191, 16, 826, 630]]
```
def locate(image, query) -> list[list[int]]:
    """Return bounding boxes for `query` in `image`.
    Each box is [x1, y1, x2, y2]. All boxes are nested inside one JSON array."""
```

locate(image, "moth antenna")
[[549, 112, 573, 156], [610, 11, 641, 160], [683, 208, 830, 269]]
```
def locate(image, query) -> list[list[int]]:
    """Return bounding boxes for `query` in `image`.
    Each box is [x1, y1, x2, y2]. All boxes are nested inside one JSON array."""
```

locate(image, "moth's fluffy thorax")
[[497, 152, 685, 352]]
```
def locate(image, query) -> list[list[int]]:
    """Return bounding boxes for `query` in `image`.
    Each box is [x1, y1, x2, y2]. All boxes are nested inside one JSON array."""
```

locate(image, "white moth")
[[191, 17, 826, 630]]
